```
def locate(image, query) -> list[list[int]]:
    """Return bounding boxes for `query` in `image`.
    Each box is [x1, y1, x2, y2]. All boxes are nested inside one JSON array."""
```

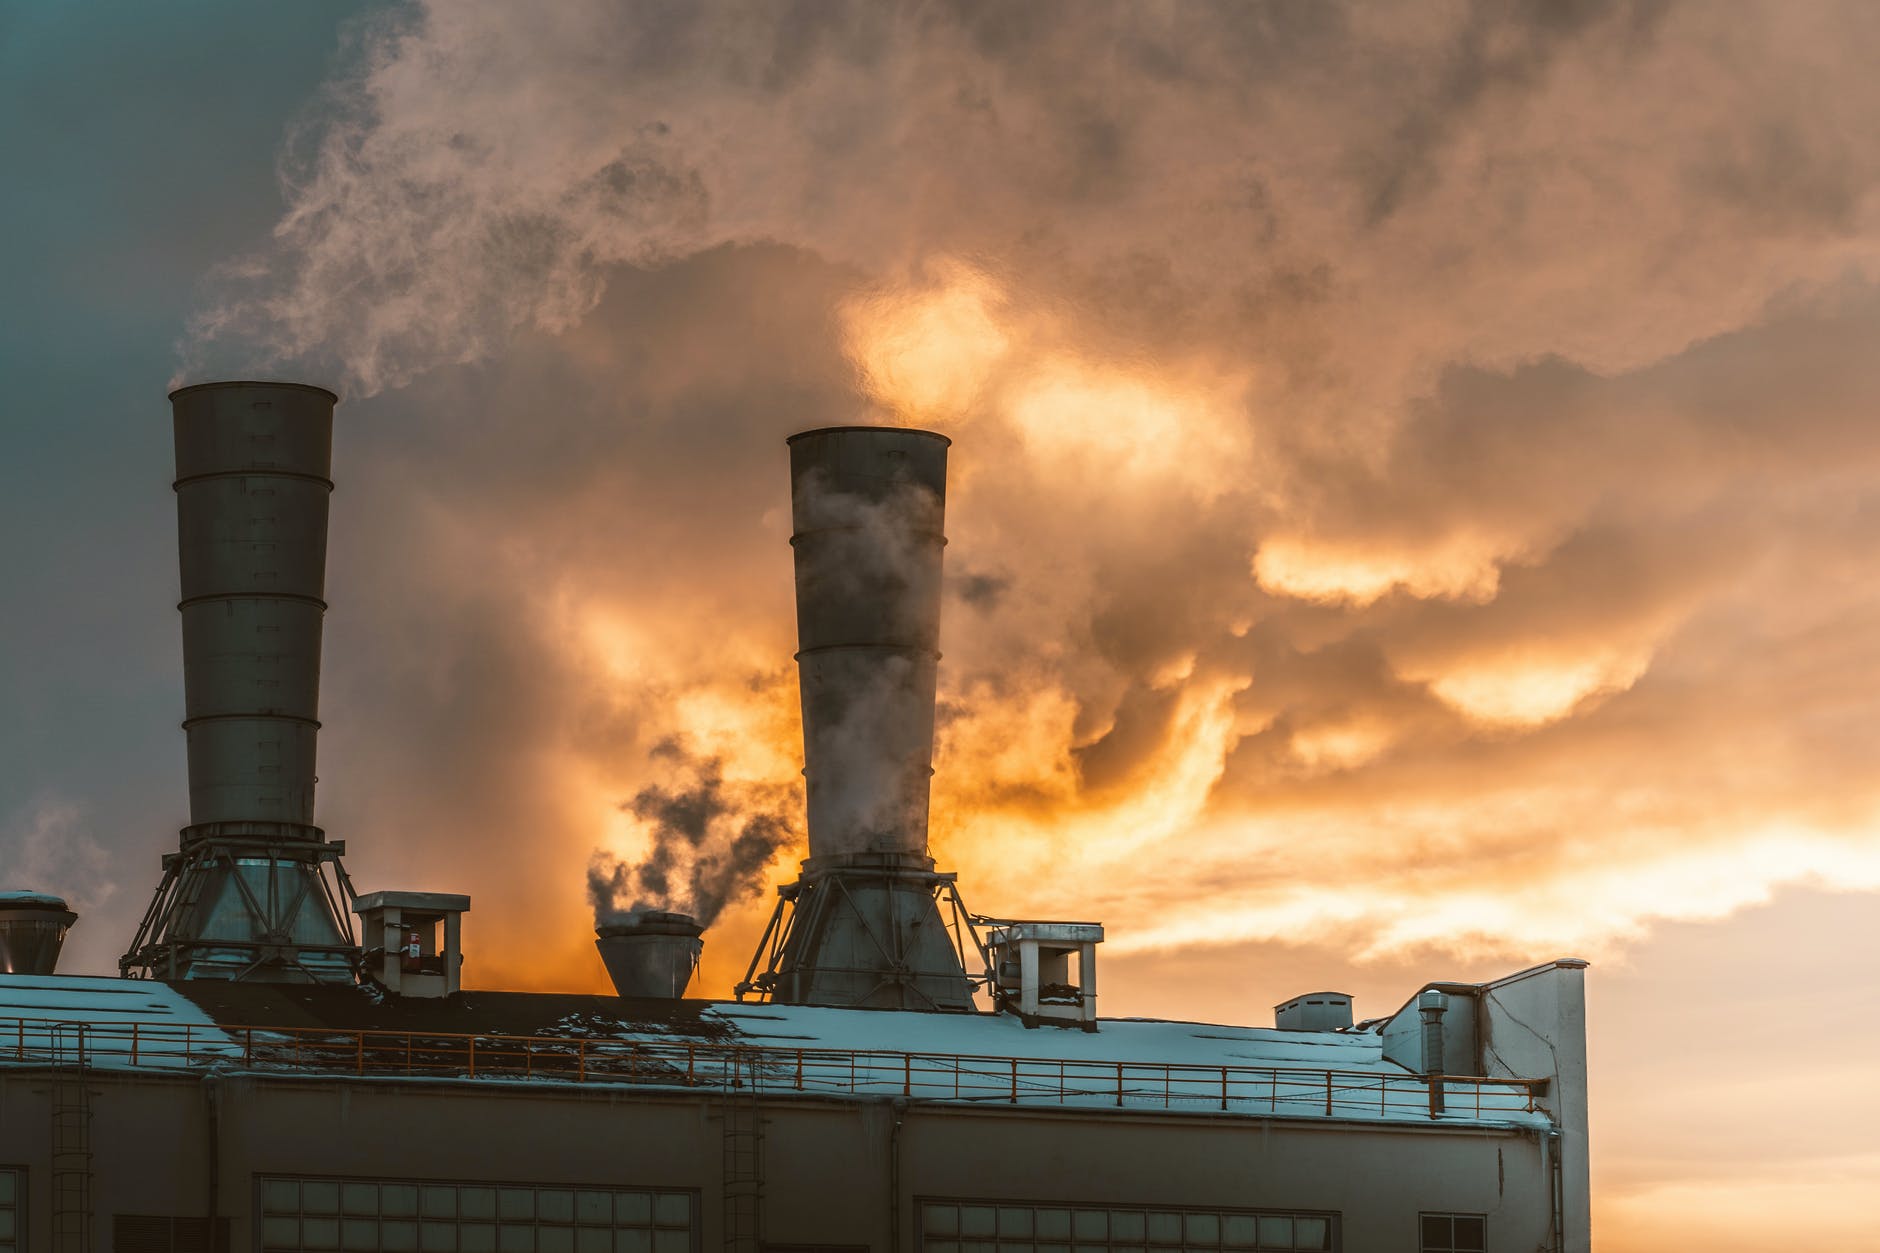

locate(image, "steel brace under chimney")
[[121, 381, 359, 983], [738, 427, 989, 1011]]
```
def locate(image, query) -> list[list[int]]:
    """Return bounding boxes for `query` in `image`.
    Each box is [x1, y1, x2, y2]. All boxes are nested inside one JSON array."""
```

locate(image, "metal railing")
[[0, 1016, 1545, 1123]]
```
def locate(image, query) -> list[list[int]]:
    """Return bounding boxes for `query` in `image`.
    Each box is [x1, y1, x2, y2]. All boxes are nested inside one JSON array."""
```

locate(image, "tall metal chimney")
[[120, 381, 359, 983], [738, 427, 978, 1011], [0, 893, 78, 976]]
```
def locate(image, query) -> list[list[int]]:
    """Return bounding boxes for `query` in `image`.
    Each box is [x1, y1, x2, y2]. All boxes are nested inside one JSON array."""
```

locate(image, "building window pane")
[[383, 1189, 420, 1220], [461, 1191, 498, 1222], [615, 1230, 651, 1253], [654, 1196, 689, 1229], [421, 1225, 458, 1253], [460, 1225, 497, 1253], [305, 1185, 342, 1216], [383, 1223, 419, 1253], [1419, 1213, 1486, 1253], [539, 1193, 575, 1224], [499, 1192, 534, 1222], [499, 1226, 534, 1253], [921, 1202, 1335, 1253], [652, 1231, 688, 1253], [423, 1191, 459, 1220], [615, 1196, 652, 1227], [539, 1231, 574, 1253], [342, 1218, 379, 1250], [304, 1218, 342, 1251], [265, 1218, 302, 1247]]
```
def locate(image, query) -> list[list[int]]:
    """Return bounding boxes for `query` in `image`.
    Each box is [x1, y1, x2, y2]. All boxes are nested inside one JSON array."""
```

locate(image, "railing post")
[[577, 1039, 587, 1083], [1324, 1071, 1333, 1116], [130, 1023, 140, 1068], [1010, 1058, 1018, 1104], [468, 1036, 476, 1078], [356, 1033, 365, 1075], [1220, 1067, 1228, 1112], [1116, 1062, 1125, 1108], [795, 1049, 803, 1091], [906, 1053, 914, 1098], [406, 1033, 414, 1076]]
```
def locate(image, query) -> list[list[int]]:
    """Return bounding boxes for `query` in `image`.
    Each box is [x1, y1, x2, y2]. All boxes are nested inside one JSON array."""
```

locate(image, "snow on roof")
[[0, 974, 238, 1068], [0, 891, 71, 908], [0, 977, 1547, 1128]]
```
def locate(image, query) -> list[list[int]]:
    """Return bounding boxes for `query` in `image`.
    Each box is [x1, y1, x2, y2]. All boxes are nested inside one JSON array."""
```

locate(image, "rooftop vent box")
[[1274, 991, 1354, 1031], [355, 891, 469, 998], [988, 921, 1103, 1030]]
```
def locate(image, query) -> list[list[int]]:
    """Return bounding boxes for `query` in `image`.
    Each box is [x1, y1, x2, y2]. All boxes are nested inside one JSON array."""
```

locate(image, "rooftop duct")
[[121, 381, 360, 984], [597, 912, 704, 999], [738, 427, 980, 1011], [0, 892, 78, 976]]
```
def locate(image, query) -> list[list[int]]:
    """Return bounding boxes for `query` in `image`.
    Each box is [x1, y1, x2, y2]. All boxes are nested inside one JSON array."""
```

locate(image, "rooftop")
[[0, 975, 1547, 1129]]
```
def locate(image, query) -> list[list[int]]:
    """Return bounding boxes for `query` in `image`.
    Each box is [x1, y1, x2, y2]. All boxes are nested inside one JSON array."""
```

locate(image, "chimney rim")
[[168, 379, 341, 405], [786, 424, 951, 448]]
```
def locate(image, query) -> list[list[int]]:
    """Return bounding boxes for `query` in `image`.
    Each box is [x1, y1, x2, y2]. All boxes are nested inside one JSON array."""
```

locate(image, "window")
[[113, 1217, 232, 1253], [0, 1170, 19, 1253], [258, 1178, 696, 1253], [918, 1200, 1336, 1253], [1418, 1214, 1483, 1253]]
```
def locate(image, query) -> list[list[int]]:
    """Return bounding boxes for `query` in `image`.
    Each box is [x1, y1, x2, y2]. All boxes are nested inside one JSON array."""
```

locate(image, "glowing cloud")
[[1252, 534, 1509, 606]]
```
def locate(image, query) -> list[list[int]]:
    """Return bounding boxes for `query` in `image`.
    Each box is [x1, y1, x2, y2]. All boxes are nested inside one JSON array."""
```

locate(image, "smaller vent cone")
[[596, 912, 703, 999], [0, 892, 78, 976]]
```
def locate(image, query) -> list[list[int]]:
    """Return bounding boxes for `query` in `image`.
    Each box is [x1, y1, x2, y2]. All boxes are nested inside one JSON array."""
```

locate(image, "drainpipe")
[[203, 1070, 222, 1249], [888, 1097, 908, 1253], [1418, 990, 1448, 1116]]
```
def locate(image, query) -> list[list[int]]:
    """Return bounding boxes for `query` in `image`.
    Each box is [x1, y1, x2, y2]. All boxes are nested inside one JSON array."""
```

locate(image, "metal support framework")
[[736, 864, 992, 1010], [120, 826, 359, 983]]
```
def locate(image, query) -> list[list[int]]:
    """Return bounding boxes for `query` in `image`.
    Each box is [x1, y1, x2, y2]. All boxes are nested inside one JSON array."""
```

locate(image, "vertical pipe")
[[787, 427, 949, 859], [170, 381, 336, 833], [1419, 989, 1449, 1116]]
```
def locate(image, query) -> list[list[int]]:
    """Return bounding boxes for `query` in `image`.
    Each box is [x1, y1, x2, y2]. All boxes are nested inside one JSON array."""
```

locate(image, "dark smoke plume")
[[587, 739, 798, 928]]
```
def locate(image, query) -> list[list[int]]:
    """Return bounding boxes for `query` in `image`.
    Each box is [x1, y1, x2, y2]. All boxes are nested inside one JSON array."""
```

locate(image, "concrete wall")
[[1477, 961, 1590, 1253], [0, 1067, 1559, 1253]]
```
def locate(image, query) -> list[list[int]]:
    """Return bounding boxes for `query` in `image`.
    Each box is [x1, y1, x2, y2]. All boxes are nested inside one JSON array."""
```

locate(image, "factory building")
[[0, 383, 1591, 1253]]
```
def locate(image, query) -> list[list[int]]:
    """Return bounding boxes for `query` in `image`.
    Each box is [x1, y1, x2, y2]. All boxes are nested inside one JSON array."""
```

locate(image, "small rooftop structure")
[[596, 911, 703, 999], [354, 891, 469, 998], [0, 892, 78, 976], [988, 920, 1103, 1030], [1275, 991, 1354, 1032]]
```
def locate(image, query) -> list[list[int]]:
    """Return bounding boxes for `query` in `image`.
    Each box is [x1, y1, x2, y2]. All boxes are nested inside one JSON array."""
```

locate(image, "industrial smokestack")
[[747, 426, 974, 1011], [120, 381, 359, 983], [789, 426, 948, 860], [0, 892, 78, 976], [596, 911, 704, 999]]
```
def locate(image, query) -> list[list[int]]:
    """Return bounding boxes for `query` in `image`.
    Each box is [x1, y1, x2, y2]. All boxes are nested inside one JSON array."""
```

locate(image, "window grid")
[[918, 1201, 1335, 1253], [0, 1169, 19, 1253], [259, 1178, 694, 1253], [1418, 1213, 1484, 1253]]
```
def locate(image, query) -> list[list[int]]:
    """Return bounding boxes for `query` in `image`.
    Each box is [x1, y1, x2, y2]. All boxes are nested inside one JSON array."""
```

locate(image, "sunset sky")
[[4, 3, 1879, 1247]]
